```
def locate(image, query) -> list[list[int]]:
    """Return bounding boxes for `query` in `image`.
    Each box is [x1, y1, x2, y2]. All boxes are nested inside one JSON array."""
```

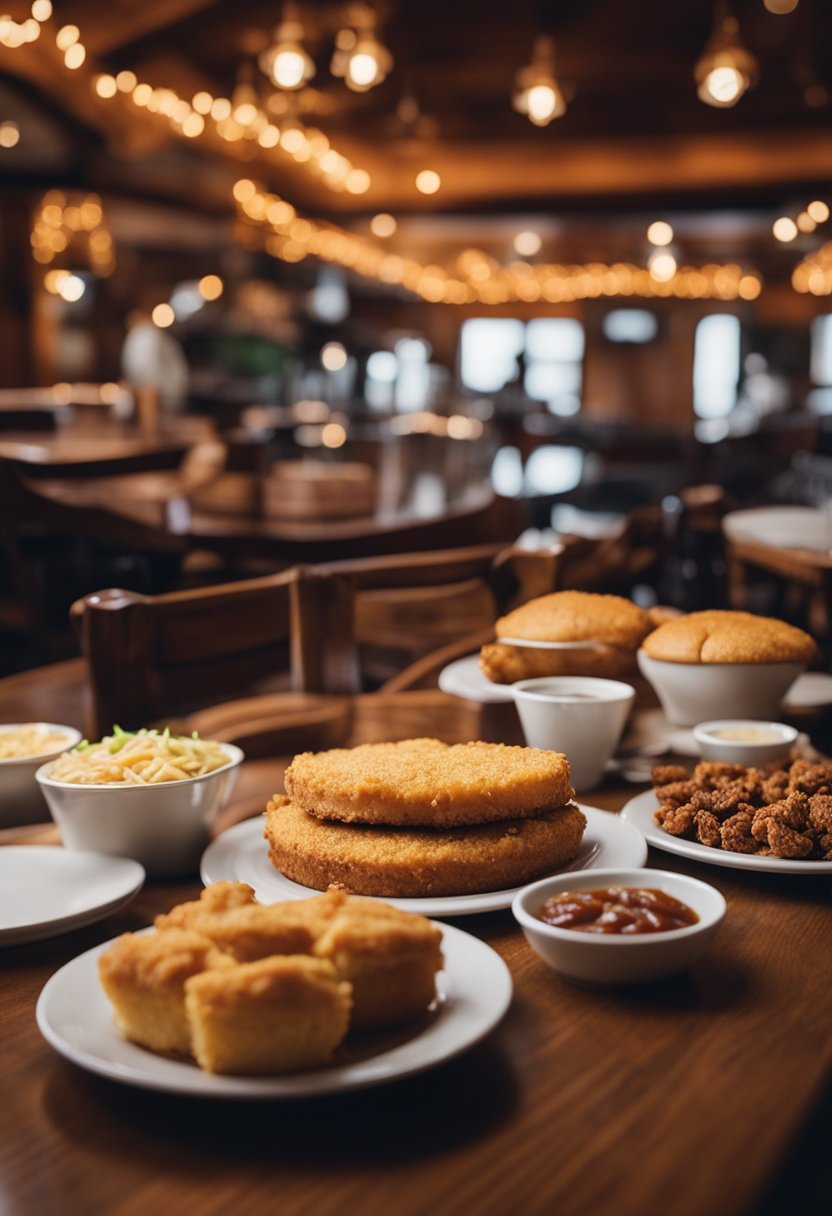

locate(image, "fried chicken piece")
[[808, 794, 832, 836], [720, 808, 760, 853], [692, 762, 750, 790], [708, 782, 758, 816], [694, 809, 722, 848], [759, 820, 814, 860], [751, 793, 810, 842], [655, 802, 697, 838], [653, 780, 697, 809], [651, 765, 690, 787], [787, 759, 832, 796], [761, 770, 790, 805]]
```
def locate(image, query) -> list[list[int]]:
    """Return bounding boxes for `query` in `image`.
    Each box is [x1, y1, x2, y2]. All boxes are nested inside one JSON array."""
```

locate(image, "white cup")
[[511, 676, 636, 792]]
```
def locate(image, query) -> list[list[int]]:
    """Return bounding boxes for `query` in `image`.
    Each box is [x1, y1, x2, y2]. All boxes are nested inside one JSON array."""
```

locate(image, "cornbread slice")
[[284, 738, 573, 827], [98, 929, 235, 1056], [313, 891, 443, 1030], [642, 610, 816, 664], [185, 955, 351, 1075], [154, 881, 257, 930], [265, 796, 587, 897]]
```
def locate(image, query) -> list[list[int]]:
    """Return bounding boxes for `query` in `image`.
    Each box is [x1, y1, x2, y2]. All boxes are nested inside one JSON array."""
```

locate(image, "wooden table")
[[1, 663, 830, 1216]]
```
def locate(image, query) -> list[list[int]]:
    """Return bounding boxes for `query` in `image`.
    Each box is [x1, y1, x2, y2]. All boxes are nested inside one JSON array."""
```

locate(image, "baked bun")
[[481, 590, 652, 684], [641, 610, 816, 665]]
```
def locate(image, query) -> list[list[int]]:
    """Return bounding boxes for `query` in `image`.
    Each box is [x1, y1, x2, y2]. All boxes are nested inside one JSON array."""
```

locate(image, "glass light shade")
[[695, 16, 758, 108]]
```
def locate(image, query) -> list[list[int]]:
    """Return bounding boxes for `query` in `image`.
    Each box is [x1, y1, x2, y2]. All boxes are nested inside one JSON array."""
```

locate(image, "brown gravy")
[[537, 886, 699, 934]]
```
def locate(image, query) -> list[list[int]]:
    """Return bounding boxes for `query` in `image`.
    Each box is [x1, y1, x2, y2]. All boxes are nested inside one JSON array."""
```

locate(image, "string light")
[[370, 213, 397, 237], [259, 4, 315, 90], [807, 200, 830, 224], [0, 121, 21, 148], [514, 231, 542, 256], [415, 170, 441, 195], [151, 303, 175, 327], [339, 6, 393, 93], [198, 274, 224, 300], [30, 191, 115, 276], [647, 221, 674, 246], [512, 35, 566, 126], [695, 5, 758, 108], [772, 216, 798, 242], [792, 243, 832, 295]]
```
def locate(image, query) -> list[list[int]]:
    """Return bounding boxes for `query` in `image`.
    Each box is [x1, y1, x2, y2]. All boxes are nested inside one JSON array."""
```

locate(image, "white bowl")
[[512, 867, 726, 986], [0, 723, 83, 827], [35, 743, 244, 877], [692, 719, 797, 766], [511, 677, 635, 791], [637, 650, 805, 727]]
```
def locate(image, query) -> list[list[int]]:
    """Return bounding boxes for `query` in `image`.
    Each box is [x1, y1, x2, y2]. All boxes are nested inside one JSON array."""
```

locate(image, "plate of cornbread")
[[36, 882, 513, 1097], [202, 739, 648, 916]]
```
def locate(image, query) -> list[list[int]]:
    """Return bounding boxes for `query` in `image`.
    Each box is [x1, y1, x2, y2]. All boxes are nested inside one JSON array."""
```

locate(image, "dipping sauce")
[[707, 726, 785, 743], [537, 887, 700, 935]]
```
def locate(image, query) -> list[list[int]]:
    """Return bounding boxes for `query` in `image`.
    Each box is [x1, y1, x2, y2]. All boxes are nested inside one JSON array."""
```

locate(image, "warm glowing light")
[[261, 15, 315, 93], [64, 42, 86, 69], [182, 113, 205, 137], [370, 213, 397, 238], [796, 211, 816, 234], [95, 75, 117, 99], [321, 422, 347, 448], [151, 303, 175, 328], [321, 341, 348, 371], [258, 124, 280, 147], [808, 200, 829, 224], [738, 275, 762, 300], [514, 230, 542, 256], [513, 36, 567, 126], [773, 216, 798, 242], [695, 15, 757, 107], [58, 274, 86, 302], [344, 31, 392, 93], [415, 170, 441, 195], [210, 97, 232, 121], [192, 91, 213, 114], [233, 178, 257, 203], [764, 0, 799, 12], [345, 168, 371, 194], [281, 127, 305, 154], [55, 24, 79, 50], [648, 251, 677, 282], [647, 221, 674, 246], [116, 70, 137, 92], [31, 0, 53, 20], [198, 274, 223, 300], [132, 83, 152, 106], [0, 122, 20, 149]]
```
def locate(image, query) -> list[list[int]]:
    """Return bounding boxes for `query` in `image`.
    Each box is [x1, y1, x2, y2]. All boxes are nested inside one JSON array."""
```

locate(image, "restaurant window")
[[693, 314, 741, 418], [602, 309, 658, 344], [460, 317, 584, 414], [808, 315, 832, 414]]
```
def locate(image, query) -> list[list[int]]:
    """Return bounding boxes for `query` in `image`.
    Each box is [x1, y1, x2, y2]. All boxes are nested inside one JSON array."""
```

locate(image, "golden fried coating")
[[185, 955, 351, 1075], [479, 640, 637, 685], [652, 757, 832, 860], [494, 590, 653, 648], [154, 881, 257, 931], [265, 795, 587, 897], [641, 610, 816, 664], [284, 738, 573, 827], [98, 929, 235, 1056]]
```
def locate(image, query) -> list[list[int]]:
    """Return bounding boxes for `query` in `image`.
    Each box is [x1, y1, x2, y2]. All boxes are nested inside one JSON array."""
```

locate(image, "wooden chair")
[[70, 542, 563, 738]]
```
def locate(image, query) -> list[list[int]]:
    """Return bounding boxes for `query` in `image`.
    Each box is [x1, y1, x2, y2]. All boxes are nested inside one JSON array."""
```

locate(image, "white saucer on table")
[[437, 655, 514, 704], [200, 806, 648, 918], [37, 922, 512, 1100], [0, 847, 145, 947]]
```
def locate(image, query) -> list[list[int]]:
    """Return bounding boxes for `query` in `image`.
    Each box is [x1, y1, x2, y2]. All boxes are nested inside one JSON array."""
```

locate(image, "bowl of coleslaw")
[[0, 723, 83, 827], [35, 727, 243, 876]]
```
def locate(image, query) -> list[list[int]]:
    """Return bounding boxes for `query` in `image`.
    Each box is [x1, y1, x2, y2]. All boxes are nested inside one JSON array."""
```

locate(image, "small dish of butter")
[[692, 719, 797, 766]]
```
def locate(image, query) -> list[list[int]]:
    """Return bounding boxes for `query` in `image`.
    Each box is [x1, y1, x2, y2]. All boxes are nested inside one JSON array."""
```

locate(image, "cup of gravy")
[[693, 719, 797, 766]]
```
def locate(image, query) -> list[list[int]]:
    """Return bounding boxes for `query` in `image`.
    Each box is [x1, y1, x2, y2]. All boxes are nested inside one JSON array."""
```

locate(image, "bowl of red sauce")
[[512, 868, 726, 985]]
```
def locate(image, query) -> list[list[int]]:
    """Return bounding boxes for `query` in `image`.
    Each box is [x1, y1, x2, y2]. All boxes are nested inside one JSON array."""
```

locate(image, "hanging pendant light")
[[260, 3, 315, 91], [512, 35, 566, 126], [694, 3, 758, 108], [332, 4, 392, 93]]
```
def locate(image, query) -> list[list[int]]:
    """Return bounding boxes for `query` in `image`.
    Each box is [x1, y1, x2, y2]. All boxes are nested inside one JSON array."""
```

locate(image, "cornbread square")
[[185, 955, 352, 1075], [98, 929, 235, 1056], [154, 881, 257, 930], [314, 893, 443, 1030]]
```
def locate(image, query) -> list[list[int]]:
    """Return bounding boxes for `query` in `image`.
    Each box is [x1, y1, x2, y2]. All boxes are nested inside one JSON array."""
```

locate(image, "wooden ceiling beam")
[[63, 0, 225, 57]]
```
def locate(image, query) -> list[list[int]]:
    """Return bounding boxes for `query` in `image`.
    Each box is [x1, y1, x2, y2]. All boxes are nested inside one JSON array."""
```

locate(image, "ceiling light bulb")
[[514, 230, 542, 256], [772, 216, 798, 242], [512, 36, 567, 126], [31, 0, 53, 20], [415, 169, 441, 195], [151, 303, 175, 328], [796, 211, 816, 234], [695, 13, 758, 108], [370, 213, 397, 237], [63, 41, 85, 69], [807, 200, 829, 224], [58, 274, 86, 302], [260, 12, 315, 91], [344, 32, 392, 93], [648, 251, 677, 282], [647, 220, 674, 246]]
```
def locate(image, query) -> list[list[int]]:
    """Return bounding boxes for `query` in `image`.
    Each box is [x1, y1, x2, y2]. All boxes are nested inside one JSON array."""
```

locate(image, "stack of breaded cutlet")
[[264, 738, 586, 898]]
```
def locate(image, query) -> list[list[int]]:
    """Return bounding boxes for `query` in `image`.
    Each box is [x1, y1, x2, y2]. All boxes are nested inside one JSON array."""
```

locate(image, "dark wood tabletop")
[[0, 662, 829, 1216]]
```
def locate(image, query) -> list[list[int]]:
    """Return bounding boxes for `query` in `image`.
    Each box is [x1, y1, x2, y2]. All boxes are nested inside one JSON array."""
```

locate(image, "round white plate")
[[782, 671, 832, 711], [620, 789, 832, 874], [0, 848, 145, 947], [200, 806, 648, 917], [36, 921, 512, 1099], [723, 506, 832, 552], [437, 654, 514, 704]]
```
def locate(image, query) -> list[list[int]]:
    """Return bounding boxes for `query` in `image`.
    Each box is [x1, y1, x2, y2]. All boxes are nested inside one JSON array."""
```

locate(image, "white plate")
[[36, 922, 512, 1099], [437, 654, 514, 704], [782, 671, 832, 711], [723, 506, 832, 552], [200, 806, 648, 917], [620, 789, 832, 874], [0, 848, 145, 947]]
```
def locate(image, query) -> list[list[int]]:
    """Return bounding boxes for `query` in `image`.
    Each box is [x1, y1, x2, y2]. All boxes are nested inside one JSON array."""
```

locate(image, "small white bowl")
[[637, 650, 805, 728], [512, 867, 726, 986], [0, 723, 83, 827], [35, 743, 244, 877], [692, 719, 797, 766], [511, 676, 635, 791]]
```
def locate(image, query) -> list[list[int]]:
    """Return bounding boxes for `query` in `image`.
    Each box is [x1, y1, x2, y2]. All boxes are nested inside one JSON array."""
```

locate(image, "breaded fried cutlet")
[[642, 610, 816, 664], [284, 738, 573, 827], [185, 955, 352, 1075], [265, 795, 587, 897], [479, 640, 637, 685], [313, 890, 443, 1030], [98, 929, 235, 1056]]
